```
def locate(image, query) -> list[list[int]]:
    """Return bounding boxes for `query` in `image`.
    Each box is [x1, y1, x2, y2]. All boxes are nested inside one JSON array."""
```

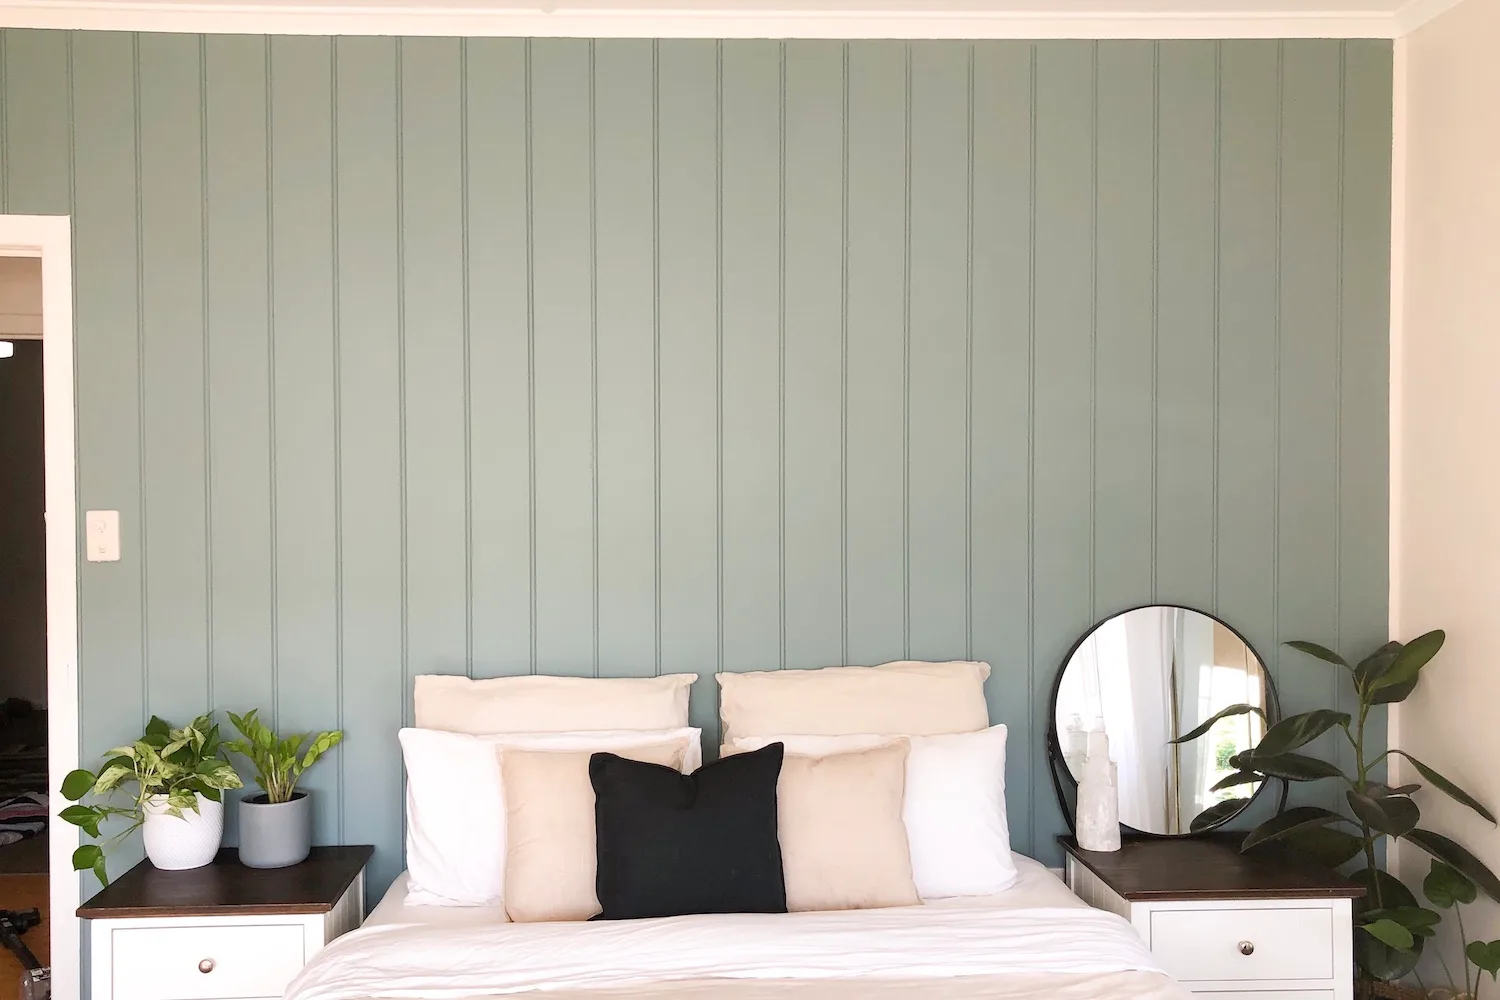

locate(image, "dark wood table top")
[[1059, 832, 1366, 901], [77, 845, 374, 919]]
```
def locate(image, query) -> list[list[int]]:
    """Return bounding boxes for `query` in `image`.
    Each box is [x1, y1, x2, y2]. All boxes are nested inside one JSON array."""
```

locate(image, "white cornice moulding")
[[0, 2, 1420, 39], [1393, 0, 1466, 34]]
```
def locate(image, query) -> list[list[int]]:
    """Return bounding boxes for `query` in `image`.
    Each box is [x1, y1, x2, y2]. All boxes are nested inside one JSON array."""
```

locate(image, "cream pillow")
[[717, 661, 991, 742], [414, 673, 697, 735], [777, 740, 919, 912], [734, 726, 1017, 899], [501, 740, 690, 922]]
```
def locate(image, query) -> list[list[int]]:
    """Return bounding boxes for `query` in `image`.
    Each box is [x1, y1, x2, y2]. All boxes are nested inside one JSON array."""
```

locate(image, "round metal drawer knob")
[[198, 959, 215, 974], [1238, 941, 1255, 956]]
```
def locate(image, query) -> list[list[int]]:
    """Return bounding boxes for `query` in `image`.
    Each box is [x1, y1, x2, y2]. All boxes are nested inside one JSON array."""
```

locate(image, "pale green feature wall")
[[0, 33, 1392, 897]]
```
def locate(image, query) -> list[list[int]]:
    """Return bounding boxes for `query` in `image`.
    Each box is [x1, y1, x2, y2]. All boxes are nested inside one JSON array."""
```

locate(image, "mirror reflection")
[[1054, 605, 1274, 835]]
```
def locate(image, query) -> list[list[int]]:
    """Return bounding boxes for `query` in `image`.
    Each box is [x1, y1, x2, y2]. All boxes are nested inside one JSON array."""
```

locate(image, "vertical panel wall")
[[0, 33, 1392, 893]]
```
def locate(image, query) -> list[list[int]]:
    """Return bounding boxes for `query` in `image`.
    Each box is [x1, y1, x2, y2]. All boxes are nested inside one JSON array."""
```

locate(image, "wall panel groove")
[[0, 30, 1390, 890]]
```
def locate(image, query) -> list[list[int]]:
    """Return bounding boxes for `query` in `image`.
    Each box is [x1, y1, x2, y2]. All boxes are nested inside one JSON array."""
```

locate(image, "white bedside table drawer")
[[111, 923, 306, 1000], [1196, 992, 1335, 999], [1150, 906, 1333, 982]]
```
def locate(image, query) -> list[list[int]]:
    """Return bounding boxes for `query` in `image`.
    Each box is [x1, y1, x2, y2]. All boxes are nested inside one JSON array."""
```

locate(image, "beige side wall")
[[1394, 0, 1500, 976]]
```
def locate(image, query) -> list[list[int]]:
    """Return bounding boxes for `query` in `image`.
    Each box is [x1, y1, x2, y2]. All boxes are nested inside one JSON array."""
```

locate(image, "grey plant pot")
[[238, 791, 312, 869]]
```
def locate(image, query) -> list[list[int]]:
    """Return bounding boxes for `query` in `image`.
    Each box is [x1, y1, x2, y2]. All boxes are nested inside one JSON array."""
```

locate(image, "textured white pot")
[[141, 794, 223, 871]]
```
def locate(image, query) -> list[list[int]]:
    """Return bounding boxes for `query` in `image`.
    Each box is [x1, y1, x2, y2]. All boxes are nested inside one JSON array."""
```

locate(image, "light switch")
[[85, 510, 120, 562]]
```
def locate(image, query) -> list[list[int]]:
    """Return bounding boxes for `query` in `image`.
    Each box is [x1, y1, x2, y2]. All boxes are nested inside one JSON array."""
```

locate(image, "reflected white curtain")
[[1055, 611, 1172, 831]]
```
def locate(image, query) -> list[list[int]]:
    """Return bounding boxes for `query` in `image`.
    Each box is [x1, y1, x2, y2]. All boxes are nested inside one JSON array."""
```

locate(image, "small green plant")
[[58, 714, 242, 886], [224, 710, 343, 804], [1422, 859, 1500, 999]]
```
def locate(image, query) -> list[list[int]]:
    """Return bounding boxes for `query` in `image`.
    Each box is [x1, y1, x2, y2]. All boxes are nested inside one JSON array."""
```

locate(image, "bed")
[[282, 853, 1188, 1000]]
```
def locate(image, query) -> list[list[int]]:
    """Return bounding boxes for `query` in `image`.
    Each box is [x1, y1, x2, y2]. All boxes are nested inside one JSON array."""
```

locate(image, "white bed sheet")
[[365, 852, 1081, 930], [288, 854, 1188, 1000]]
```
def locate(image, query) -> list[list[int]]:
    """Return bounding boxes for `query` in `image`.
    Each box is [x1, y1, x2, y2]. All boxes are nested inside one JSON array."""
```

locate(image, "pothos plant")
[[1178, 630, 1500, 984], [58, 713, 243, 886]]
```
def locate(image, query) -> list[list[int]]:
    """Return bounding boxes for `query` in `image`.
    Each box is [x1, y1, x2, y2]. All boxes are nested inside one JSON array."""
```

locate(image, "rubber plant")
[[1173, 630, 1499, 985], [57, 713, 243, 886]]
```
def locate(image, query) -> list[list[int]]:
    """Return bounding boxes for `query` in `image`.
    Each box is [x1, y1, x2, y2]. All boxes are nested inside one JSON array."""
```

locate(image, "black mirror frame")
[[1045, 603, 1282, 838]]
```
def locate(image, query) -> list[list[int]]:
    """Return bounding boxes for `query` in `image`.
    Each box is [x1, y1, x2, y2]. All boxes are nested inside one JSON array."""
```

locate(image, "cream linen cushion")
[[777, 740, 919, 913], [733, 726, 1016, 899], [414, 673, 697, 735], [716, 661, 991, 742], [501, 739, 691, 922]]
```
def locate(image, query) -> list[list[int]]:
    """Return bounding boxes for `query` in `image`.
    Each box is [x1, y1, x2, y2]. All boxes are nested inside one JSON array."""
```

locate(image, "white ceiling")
[[0, 0, 1464, 37]]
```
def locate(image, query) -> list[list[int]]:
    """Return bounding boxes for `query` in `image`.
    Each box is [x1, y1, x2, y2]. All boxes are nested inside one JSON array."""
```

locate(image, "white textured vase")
[[142, 794, 223, 871], [1076, 725, 1121, 852]]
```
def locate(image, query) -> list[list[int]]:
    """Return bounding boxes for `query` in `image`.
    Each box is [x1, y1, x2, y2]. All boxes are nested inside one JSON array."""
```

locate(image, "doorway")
[[0, 217, 77, 1000], [0, 258, 50, 1000]]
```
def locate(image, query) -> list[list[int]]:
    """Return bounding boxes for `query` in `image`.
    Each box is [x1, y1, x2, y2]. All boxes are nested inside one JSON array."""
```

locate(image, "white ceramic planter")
[[141, 793, 223, 871]]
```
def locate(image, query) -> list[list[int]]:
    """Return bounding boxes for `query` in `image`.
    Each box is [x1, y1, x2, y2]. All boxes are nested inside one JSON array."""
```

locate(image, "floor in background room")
[[0, 873, 48, 1000]]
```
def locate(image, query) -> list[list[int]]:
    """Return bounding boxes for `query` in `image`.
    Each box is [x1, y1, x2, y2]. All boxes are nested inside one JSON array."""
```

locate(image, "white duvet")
[[284, 856, 1185, 1000]]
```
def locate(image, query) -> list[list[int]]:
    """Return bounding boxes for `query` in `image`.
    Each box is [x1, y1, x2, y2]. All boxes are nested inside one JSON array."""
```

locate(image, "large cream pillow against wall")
[[414, 673, 697, 735], [716, 661, 991, 743]]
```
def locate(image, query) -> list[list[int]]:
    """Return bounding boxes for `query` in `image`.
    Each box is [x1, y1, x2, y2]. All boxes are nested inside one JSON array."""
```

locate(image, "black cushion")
[[590, 742, 787, 920]]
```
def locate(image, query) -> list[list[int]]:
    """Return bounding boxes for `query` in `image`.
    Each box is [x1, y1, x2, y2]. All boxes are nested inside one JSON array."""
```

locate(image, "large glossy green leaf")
[[1353, 641, 1402, 694], [1466, 941, 1500, 978], [1355, 867, 1419, 912], [1423, 859, 1477, 909], [1346, 791, 1420, 837], [72, 843, 109, 887], [1212, 770, 1263, 792], [1285, 640, 1351, 669], [1190, 798, 1249, 832], [60, 768, 96, 801], [1405, 829, 1500, 903], [1369, 674, 1421, 705], [1389, 751, 1497, 824], [1239, 751, 1348, 783], [1169, 703, 1266, 745], [1369, 630, 1445, 695], [145, 715, 171, 738], [1242, 805, 1351, 850], [1360, 918, 1415, 951], [1363, 906, 1441, 939], [58, 804, 103, 838], [1255, 710, 1352, 757], [1283, 826, 1366, 867], [1351, 869, 1423, 980]]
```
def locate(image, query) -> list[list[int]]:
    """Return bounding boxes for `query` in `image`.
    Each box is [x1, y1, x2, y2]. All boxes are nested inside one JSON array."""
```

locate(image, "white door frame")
[[0, 215, 80, 1000]]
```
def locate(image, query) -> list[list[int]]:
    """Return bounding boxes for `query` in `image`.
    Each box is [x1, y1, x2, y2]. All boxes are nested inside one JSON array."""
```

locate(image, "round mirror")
[[1049, 605, 1277, 836]]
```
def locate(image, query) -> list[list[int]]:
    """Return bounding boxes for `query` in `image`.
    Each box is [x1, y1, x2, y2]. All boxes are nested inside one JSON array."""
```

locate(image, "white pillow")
[[414, 673, 698, 735], [400, 727, 703, 908], [732, 725, 1015, 899], [716, 661, 991, 742]]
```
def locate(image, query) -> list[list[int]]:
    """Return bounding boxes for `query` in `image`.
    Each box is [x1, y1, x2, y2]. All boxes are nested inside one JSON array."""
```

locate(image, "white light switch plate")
[[85, 510, 120, 562]]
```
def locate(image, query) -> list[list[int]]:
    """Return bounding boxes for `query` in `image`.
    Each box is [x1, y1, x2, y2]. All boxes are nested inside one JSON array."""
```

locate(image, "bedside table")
[[1061, 834, 1364, 1000], [77, 845, 373, 1000]]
